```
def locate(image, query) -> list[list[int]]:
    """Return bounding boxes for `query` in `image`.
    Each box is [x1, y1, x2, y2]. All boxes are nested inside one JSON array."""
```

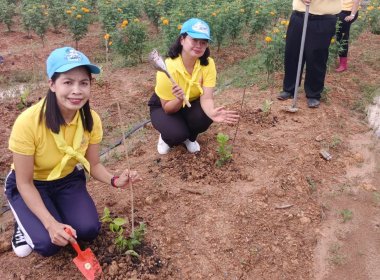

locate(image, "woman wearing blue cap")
[[5, 47, 142, 258], [148, 18, 239, 154]]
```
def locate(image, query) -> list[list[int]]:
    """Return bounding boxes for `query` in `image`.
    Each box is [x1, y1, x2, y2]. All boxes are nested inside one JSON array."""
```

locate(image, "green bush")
[[0, 0, 16, 31]]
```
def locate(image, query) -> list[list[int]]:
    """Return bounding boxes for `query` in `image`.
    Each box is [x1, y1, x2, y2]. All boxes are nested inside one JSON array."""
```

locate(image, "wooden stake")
[[116, 101, 134, 235]]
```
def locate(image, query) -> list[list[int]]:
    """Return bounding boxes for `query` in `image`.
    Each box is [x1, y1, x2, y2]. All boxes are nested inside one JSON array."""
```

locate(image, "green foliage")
[[96, 66, 104, 87], [65, 0, 91, 48], [98, 0, 122, 33], [21, 2, 48, 42], [46, 0, 67, 33], [216, 132, 233, 167], [0, 1, 16, 31], [112, 20, 148, 64], [341, 209, 352, 222], [261, 100, 273, 116], [328, 20, 346, 68], [306, 175, 316, 191], [17, 90, 30, 109], [143, 0, 161, 29]]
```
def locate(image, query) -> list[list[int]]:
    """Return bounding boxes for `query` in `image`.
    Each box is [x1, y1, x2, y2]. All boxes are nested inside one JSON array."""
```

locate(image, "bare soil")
[[1, 20, 380, 280]]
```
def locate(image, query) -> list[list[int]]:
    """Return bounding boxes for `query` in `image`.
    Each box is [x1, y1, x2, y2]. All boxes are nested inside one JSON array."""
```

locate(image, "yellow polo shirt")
[[155, 55, 217, 102], [293, 0, 342, 15], [9, 99, 103, 181]]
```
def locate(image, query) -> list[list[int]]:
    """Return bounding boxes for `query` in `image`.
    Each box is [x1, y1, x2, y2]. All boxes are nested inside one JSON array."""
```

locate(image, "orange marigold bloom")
[[77, 15, 81, 18], [331, 39, 335, 43], [284, 35, 287, 38], [42, 5, 46, 8], [212, 12, 216, 16], [270, 11, 275, 15], [178, 24, 182, 30], [163, 19, 169, 24], [241, 9, 245, 12], [134, 18, 139, 22], [265, 37, 272, 42], [123, 20, 128, 25], [71, 6, 76, 9], [109, 42, 113, 46], [67, 10, 72, 14], [255, 10, 259, 14], [45, 12, 48, 15], [104, 33, 110, 40]]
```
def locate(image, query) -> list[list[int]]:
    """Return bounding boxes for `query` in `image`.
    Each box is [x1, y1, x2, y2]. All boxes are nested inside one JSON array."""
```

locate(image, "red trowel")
[[64, 228, 104, 280]]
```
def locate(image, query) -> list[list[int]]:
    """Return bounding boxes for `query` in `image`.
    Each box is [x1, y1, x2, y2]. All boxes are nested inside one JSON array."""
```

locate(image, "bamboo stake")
[[116, 101, 134, 234]]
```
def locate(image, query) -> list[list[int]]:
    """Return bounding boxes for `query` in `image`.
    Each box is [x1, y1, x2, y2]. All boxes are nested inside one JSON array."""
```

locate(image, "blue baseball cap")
[[46, 47, 101, 78], [180, 18, 214, 43]]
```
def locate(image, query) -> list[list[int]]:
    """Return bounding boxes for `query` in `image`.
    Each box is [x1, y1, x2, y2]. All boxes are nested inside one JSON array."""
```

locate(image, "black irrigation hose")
[[100, 71, 248, 156]]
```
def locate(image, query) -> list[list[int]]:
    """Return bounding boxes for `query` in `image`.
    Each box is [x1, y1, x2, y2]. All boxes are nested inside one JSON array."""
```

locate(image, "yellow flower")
[[109, 42, 113, 46], [123, 20, 128, 25], [163, 19, 169, 24], [71, 6, 76, 9], [42, 5, 46, 8], [181, 9, 184, 12], [45, 12, 48, 15], [212, 12, 216, 16], [273, 29, 279, 33], [369, 18, 372, 20], [80, 0, 84, 2], [281, 20, 286, 25], [161, 17, 164, 20], [255, 10, 259, 14], [358, 5, 362, 9], [134, 18, 139, 22], [178, 13, 181, 16], [225, 8, 228, 11], [284, 35, 286, 38], [106, 1, 109, 3], [178, 24, 182, 30], [28, 9, 32, 11], [358, 15, 362, 18], [241, 9, 245, 12], [270, 11, 275, 15], [331, 39, 335, 43], [286, 21, 289, 26], [118, 8, 122, 11], [265, 37, 272, 42], [259, 5, 263, 8], [33, 5, 36, 9], [217, 10, 220, 13], [67, 10, 72, 14], [77, 15, 82, 18], [104, 33, 110, 40]]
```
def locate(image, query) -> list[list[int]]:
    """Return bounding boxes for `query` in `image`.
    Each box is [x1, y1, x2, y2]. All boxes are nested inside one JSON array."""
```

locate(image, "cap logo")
[[65, 49, 82, 62], [192, 22, 209, 35]]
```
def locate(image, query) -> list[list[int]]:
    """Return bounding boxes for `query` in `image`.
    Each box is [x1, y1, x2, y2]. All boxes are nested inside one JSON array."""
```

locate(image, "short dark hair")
[[166, 33, 210, 66], [39, 67, 94, 134]]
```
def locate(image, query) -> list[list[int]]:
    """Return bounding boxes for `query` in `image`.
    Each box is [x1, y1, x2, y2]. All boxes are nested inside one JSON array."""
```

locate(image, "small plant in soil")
[[17, 89, 30, 109], [341, 209, 352, 222], [261, 100, 274, 117], [96, 66, 104, 87], [216, 133, 233, 167], [101, 207, 147, 257], [306, 175, 316, 191]]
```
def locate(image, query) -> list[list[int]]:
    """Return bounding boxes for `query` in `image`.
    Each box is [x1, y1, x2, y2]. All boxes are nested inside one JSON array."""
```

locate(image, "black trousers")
[[283, 11, 337, 100], [148, 93, 213, 147], [336, 11, 358, 57]]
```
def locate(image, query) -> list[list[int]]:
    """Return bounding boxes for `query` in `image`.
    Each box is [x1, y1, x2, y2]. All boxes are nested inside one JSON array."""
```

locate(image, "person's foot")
[[184, 139, 200, 153], [11, 222, 32, 258], [157, 134, 170, 154], [277, 91, 293, 100], [307, 98, 320, 108]]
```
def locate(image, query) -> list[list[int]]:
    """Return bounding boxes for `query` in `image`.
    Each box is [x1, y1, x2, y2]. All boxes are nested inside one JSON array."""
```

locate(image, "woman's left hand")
[[344, 15, 354, 22], [115, 169, 142, 188], [209, 106, 240, 123]]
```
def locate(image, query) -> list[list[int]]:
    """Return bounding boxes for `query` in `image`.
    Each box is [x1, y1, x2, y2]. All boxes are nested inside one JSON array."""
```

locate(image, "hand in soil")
[[46, 221, 77, 246], [115, 169, 142, 189]]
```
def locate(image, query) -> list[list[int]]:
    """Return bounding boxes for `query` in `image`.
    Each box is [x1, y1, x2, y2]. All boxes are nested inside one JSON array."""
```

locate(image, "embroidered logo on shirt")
[[80, 134, 88, 148], [192, 22, 209, 35], [65, 49, 82, 62]]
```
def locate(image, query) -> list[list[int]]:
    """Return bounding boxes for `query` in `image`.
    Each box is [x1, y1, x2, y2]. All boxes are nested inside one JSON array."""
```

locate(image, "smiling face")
[[49, 66, 91, 119], [180, 35, 209, 58]]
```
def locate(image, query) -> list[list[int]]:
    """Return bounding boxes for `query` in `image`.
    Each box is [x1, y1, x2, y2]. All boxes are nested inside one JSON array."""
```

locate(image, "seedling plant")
[[17, 90, 30, 109], [216, 133, 233, 167], [261, 100, 274, 117]]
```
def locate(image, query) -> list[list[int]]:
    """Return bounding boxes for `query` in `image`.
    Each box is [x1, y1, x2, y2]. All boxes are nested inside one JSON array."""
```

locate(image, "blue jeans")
[[4, 168, 101, 257]]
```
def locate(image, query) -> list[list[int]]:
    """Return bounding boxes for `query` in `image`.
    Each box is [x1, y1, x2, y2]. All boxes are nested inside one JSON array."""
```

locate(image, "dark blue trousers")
[[4, 168, 101, 257]]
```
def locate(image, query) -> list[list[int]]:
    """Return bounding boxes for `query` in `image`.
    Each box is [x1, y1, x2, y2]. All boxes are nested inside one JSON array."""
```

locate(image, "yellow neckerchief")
[[47, 110, 90, 180], [172, 54, 204, 107]]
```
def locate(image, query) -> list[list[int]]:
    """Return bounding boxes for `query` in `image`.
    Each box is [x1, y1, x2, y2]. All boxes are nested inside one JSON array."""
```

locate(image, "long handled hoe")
[[148, 49, 191, 108], [284, 5, 310, 113], [116, 101, 135, 234]]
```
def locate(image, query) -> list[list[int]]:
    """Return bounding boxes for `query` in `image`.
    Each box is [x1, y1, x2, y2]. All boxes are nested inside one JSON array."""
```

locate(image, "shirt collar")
[[169, 54, 201, 76], [67, 110, 80, 126]]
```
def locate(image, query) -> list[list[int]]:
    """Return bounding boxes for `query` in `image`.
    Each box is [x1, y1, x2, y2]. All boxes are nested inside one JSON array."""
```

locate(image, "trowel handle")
[[166, 72, 192, 108], [64, 228, 83, 257]]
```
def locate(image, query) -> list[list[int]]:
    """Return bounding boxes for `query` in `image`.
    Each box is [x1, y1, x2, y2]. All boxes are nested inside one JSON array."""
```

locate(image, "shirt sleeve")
[[155, 70, 175, 101], [89, 110, 103, 144], [9, 114, 36, 155], [202, 58, 217, 88]]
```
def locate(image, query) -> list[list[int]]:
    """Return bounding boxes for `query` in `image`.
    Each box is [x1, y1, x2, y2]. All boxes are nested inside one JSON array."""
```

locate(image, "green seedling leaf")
[[113, 218, 127, 226], [101, 217, 112, 223], [125, 250, 140, 257]]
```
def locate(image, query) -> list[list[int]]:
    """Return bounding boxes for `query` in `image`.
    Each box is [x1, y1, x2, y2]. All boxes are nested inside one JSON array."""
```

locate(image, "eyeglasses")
[[187, 36, 209, 48]]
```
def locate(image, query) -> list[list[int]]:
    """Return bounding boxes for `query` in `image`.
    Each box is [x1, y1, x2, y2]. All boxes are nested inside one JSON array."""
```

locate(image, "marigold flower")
[[109, 42, 112, 46], [284, 35, 286, 38], [77, 15, 82, 18], [67, 10, 72, 14], [71, 6, 76, 9], [286, 21, 289, 26], [163, 19, 169, 24], [118, 8, 122, 11], [273, 29, 279, 33], [358, 15, 362, 18], [134, 18, 139, 22], [181, 9, 184, 12], [331, 39, 335, 43], [281, 21, 286, 25], [255, 11, 259, 14], [104, 33, 110, 40], [265, 37, 272, 42], [161, 17, 164, 20], [270, 11, 275, 15], [212, 12, 216, 16], [178, 24, 182, 30], [42, 5, 46, 8], [28, 9, 32, 11], [358, 5, 361, 9], [123, 20, 128, 25], [178, 13, 181, 16], [80, 0, 84, 2], [106, 1, 109, 3], [369, 18, 372, 20], [33, 5, 36, 9], [45, 12, 48, 15], [259, 5, 263, 8], [241, 9, 245, 12]]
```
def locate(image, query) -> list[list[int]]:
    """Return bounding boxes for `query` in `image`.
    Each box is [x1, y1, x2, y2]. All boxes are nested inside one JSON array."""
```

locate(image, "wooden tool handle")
[[167, 74, 192, 108]]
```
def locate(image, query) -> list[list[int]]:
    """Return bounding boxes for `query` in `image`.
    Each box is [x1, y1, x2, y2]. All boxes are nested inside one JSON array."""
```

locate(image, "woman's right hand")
[[172, 84, 185, 101], [46, 220, 77, 246]]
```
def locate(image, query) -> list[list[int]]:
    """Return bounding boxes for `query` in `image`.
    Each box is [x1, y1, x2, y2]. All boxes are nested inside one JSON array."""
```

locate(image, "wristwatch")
[[350, 14, 355, 17], [111, 175, 120, 188]]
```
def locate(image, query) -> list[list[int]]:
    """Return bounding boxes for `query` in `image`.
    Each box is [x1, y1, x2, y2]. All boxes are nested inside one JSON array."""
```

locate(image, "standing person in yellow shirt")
[[335, 0, 360, 72], [5, 47, 142, 258], [148, 18, 239, 154], [277, 0, 342, 108]]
